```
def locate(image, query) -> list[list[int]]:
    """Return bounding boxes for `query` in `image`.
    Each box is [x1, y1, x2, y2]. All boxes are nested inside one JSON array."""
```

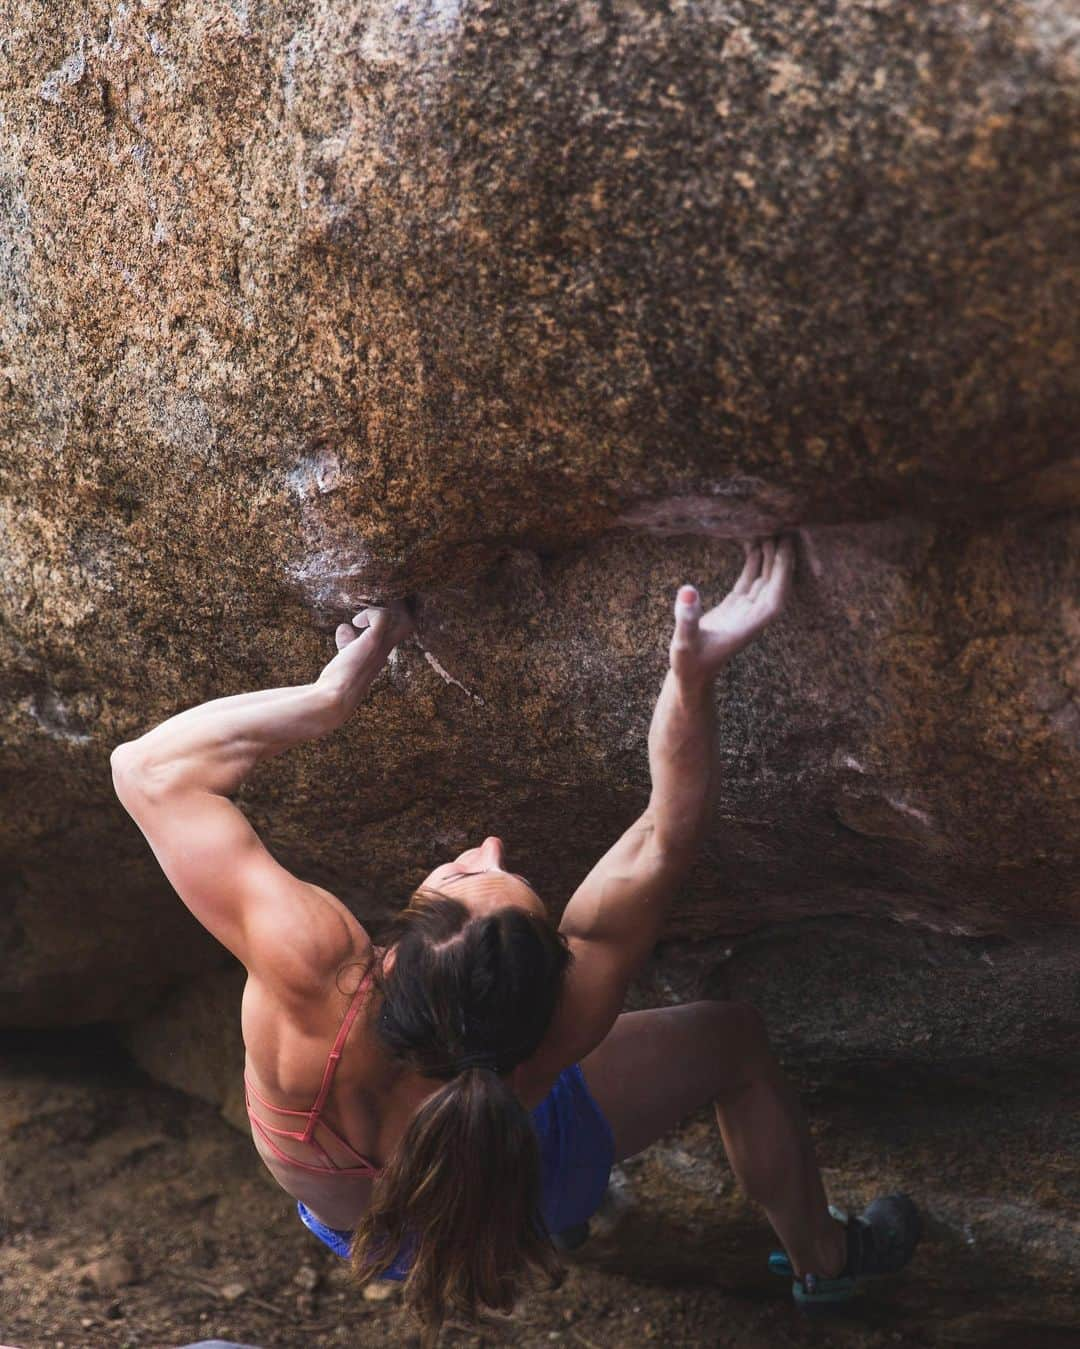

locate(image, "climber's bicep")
[[525, 818, 688, 1075], [111, 755, 355, 999]]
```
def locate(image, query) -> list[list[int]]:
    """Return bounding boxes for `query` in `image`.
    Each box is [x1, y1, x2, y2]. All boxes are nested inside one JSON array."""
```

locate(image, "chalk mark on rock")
[[419, 648, 484, 706]]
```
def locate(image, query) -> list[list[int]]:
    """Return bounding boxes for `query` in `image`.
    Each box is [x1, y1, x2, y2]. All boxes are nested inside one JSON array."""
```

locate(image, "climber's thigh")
[[579, 1000, 772, 1164]]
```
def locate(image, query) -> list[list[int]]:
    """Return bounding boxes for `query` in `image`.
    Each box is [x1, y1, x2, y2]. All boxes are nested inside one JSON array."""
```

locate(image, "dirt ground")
[[0, 1026, 1065, 1349]]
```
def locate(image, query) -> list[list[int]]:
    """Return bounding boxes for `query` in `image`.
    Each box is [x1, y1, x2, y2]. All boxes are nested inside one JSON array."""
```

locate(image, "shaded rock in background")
[[653, 918, 1080, 1079], [124, 966, 249, 1137]]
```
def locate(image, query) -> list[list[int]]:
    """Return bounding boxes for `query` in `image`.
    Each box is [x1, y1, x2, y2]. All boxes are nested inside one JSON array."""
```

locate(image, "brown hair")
[[346, 889, 573, 1344]]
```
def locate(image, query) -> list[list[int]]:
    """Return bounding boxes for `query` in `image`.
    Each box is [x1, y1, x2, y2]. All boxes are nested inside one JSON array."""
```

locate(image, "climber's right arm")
[[532, 539, 794, 1073], [541, 669, 717, 1066], [569, 662, 718, 947]]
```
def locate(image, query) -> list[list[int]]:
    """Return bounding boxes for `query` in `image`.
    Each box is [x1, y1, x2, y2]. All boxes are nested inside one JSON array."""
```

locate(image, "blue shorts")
[[297, 1063, 614, 1280]]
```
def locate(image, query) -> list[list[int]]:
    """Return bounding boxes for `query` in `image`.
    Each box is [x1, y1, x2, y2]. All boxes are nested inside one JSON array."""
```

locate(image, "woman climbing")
[[111, 534, 920, 1343]]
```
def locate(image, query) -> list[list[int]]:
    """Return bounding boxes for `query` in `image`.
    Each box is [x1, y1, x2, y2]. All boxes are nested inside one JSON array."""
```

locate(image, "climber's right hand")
[[315, 600, 415, 707], [669, 535, 795, 686], [334, 601, 415, 654]]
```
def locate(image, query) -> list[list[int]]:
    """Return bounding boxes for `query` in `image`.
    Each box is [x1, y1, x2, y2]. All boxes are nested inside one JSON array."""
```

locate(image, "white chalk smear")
[[422, 649, 484, 706], [797, 528, 824, 578], [285, 451, 342, 501], [38, 36, 86, 102], [884, 794, 934, 828], [24, 692, 92, 744]]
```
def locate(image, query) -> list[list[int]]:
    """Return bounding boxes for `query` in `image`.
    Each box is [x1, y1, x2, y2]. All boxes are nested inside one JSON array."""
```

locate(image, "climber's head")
[[349, 839, 571, 1341], [417, 835, 546, 919], [375, 841, 567, 1069]]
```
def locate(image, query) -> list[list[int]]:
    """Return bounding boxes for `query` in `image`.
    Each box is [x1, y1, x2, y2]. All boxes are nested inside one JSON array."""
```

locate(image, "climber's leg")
[[580, 1000, 847, 1280]]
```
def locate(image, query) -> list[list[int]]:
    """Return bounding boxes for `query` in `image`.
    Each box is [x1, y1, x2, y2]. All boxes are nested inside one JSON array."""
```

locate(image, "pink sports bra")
[[243, 970, 381, 1178]]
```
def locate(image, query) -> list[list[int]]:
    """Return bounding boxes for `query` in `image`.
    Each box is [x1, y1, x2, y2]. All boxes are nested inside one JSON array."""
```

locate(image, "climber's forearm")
[[646, 667, 718, 858], [112, 681, 344, 798], [112, 618, 398, 797]]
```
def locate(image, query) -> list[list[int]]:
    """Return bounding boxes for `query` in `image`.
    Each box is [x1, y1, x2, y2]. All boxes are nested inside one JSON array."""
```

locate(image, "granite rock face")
[[0, 0, 1078, 1331], [1, 1, 1078, 601]]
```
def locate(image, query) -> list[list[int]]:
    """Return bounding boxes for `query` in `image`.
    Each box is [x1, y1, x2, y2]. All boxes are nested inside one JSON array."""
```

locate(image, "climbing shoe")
[[769, 1194, 922, 1310]]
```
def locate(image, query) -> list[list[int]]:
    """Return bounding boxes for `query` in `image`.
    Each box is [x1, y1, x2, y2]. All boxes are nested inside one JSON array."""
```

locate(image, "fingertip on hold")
[[678, 585, 698, 605]]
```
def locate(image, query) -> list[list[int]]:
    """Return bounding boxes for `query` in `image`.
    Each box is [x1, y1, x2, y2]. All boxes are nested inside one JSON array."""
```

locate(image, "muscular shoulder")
[[301, 883, 373, 969], [242, 926, 377, 1076], [255, 888, 375, 1028]]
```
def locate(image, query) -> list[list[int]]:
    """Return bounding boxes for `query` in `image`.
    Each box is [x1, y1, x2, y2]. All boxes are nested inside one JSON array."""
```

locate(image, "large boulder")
[[0, 0, 1078, 1333], [1, 0, 1078, 605]]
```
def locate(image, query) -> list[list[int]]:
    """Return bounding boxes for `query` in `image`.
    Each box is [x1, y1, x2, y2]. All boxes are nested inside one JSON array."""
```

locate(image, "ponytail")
[[350, 1065, 562, 1342], [345, 889, 572, 1344]]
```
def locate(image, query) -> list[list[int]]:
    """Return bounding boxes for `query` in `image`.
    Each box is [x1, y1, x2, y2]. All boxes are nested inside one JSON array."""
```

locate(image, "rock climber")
[[111, 534, 920, 1344]]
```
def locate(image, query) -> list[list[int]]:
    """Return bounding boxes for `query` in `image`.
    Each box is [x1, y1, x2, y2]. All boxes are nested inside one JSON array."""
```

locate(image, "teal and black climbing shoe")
[[769, 1194, 922, 1310], [842, 1193, 923, 1278]]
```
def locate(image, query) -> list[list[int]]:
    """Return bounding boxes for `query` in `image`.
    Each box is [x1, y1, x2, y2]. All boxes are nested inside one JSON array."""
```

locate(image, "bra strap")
[[303, 969, 372, 1141]]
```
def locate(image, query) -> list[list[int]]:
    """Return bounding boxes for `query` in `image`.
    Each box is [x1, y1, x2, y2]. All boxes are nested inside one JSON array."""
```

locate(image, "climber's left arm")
[[109, 608, 410, 995], [110, 685, 358, 992]]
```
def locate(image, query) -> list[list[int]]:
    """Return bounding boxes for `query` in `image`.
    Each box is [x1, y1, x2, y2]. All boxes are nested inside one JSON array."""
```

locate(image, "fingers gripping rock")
[[668, 585, 701, 658], [674, 586, 702, 641]]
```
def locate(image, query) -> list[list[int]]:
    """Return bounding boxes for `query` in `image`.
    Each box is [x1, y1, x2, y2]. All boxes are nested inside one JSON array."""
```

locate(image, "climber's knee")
[[701, 999, 775, 1082], [709, 998, 769, 1047]]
